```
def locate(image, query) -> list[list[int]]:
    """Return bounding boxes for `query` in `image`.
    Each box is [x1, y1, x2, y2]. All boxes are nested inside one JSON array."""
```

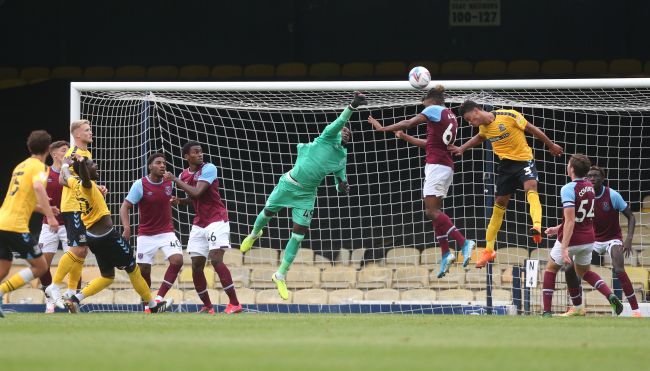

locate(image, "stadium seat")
[[364, 288, 400, 301], [495, 247, 528, 266], [314, 252, 333, 267], [163, 288, 184, 304], [84, 66, 115, 80], [349, 247, 366, 269], [400, 289, 437, 301], [81, 266, 103, 286], [8, 288, 44, 304], [286, 266, 321, 289], [148, 265, 167, 288], [409, 61, 440, 76], [276, 62, 308, 79], [575, 60, 608, 76], [474, 288, 512, 303], [308, 63, 341, 79], [20, 66, 50, 81], [0, 67, 18, 80], [214, 266, 250, 288], [499, 265, 514, 285], [608, 58, 643, 76], [320, 266, 357, 289], [464, 267, 501, 289], [280, 247, 314, 265], [223, 248, 243, 266], [341, 62, 374, 78], [440, 60, 473, 76], [584, 290, 613, 313], [244, 247, 280, 266], [507, 60, 540, 77], [179, 65, 210, 80], [529, 248, 550, 263], [84, 288, 115, 304], [356, 265, 392, 289], [437, 288, 474, 302], [642, 195, 650, 212], [51, 66, 83, 79], [332, 249, 350, 266], [220, 287, 256, 304], [243, 64, 275, 79], [645, 60, 650, 76], [639, 248, 650, 267], [530, 288, 568, 313], [113, 289, 142, 304], [420, 247, 442, 268], [211, 65, 243, 80], [178, 267, 214, 289], [385, 247, 420, 266], [249, 266, 279, 289], [0, 78, 27, 90], [428, 266, 465, 289], [182, 289, 220, 305], [374, 62, 407, 78], [392, 266, 429, 289], [622, 266, 649, 295], [540, 59, 574, 76], [328, 289, 364, 305], [458, 246, 483, 266], [293, 288, 328, 304], [115, 65, 146, 80], [147, 65, 179, 80], [474, 60, 507, 76], [256, 288, 291, 304]]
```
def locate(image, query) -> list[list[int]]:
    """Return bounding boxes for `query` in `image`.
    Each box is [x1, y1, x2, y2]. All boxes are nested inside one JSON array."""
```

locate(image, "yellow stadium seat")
[[622, 266, 649, 294], [320, 266, 357, 289], [0, 67, 18, 80], [219, 287, 256, 304], [314, 253, 333, 267], [495, 247, 528, 266], [20, 66, 49, 81], [293, 288, 328, 304], [409, 61, 440, 76], [276, 62, 308, 78], [211, 65, 243, 80], [609, 59, 642, 76], [356, 265, 392, 289], [223, 248, 243, 266], [147, 65, 178, 80], [286, 266, 320, 289], [0, 79, 27, 90], [420, 247, 441, 268], [328, 288, 363, 304], [428, 266, 465, 290], [244, 247, 280, 266], [178, 266, 214, 289], [365, 288, 400, 301], [464, 266, 501, 289], [280, 247, 314, 265], [529, 248, 550, 263], [84, 66, 114, 80], [113, 289, 143, 304], [440, 60, 473, 76], [341, 62, 373, 78], [8, 288, 44, 304], [85, 288, 114, 304], [392, 266, 428, 289], [243, 64, 274, 79], [374, 61, 407, 77], [437, 288, 474, 301], [162, 288, 184, 304], [474, 288, 512, 303], [540, 59, 574, 76], [507, 60, 540, 77], [334, 248, 351, 266], [256, 288, 291, 304], [385, 247, 420, 266], [401, 289, 437, 301], [51, 66, 83, 79], [644, 60, 650, 76], [457, 246, 484, 267], [182, 289, 219, 305], [349, 247, 366, 269], [642, 195, 650, 212], [575, 60, 608, 76], [308, 62, 340, 79], [249, 266, 278, 289], [214, 266, 250, 288], [474, 60, 507, 76], [179, 65, 210, 80], [115, 65, 146, 80]]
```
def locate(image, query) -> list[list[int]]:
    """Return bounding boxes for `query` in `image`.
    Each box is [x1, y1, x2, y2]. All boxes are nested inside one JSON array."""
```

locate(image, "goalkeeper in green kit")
[[241, 92, 367, 300]]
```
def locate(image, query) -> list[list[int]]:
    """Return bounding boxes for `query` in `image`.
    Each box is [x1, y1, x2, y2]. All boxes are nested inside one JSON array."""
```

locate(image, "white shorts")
[[187, 221, 231, 258], [136, 232, 183, 264], [38, 224, 69, 254], [423, 164, 453, 198], [550, 240, 594, 266], [592, 239, 623, 256]]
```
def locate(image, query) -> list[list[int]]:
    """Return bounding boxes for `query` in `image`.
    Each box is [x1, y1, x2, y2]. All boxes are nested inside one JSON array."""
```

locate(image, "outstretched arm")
[[448, 134, 486, 156], [395, 130, 426, 148], [524, 123, 563, 157], [368, 114, 427, 133], [320, 92, 367, 141]]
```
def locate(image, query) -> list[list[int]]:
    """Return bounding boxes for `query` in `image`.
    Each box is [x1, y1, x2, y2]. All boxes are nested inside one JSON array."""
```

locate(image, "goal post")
[[69, 78, 650, 314]]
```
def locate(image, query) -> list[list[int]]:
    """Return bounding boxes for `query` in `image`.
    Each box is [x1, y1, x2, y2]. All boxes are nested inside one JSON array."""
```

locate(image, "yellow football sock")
[[53, 251, 83, 285], [527, 190, 542, 229], [485, 204, 506, 252], [128, 265, 152, 303], [80, 276, 113, 298], [0, 268, 33, 294], [67, 258, 85, 290]]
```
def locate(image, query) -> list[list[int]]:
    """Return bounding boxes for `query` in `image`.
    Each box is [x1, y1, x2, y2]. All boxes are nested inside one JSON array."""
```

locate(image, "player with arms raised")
[[552, 165, 639, 317], [450, 101, 563, 268], [62, 155, 167, 313], [0, 130, 59, 317], [164, 142, 241, 314], [368, 86, 475, 278], [541, 154, 622, 317], [240, 92, 367, 300]]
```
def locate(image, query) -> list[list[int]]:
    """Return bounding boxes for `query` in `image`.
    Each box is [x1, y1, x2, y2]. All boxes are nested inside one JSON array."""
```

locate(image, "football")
[[408, 66, 431, 89]]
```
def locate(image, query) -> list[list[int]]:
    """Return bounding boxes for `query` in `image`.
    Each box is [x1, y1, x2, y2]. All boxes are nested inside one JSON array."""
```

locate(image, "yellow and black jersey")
[[478, 109, 533, 161], [61, 145, 93, 212], [65, 177, 110, 229], [0, 157, 49, 233]]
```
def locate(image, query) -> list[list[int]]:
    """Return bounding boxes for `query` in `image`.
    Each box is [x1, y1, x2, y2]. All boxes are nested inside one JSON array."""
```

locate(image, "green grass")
[[0, 313, 648, 371]]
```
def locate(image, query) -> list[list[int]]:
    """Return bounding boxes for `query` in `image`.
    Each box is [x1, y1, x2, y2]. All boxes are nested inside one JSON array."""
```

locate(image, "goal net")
[[67, 80, 649, 315]]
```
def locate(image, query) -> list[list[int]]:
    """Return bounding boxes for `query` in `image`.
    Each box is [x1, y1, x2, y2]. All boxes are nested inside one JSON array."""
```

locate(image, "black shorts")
[[495, 159, 539, 196], [87, 228, 136, 274], [0, 230, 42, 261], [63, 211, 87, 247]]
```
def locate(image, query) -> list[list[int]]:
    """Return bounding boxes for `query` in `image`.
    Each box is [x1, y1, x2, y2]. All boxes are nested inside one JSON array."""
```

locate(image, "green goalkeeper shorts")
[[265, 173, 316, 227]]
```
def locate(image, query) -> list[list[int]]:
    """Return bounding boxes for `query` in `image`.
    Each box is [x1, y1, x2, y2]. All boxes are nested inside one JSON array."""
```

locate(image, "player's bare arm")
[[367, 114, 427, 132], [119, 201, 133, 240], [621, 206, 636, 257], [33, 178, 59, 232], [395, 130, 427, 148], [164, 171, 210, 199], [561, 207, 576, 264], [170, 195, 192, 206], [524, 122, 563, 156], [448, 134, 486, 156]]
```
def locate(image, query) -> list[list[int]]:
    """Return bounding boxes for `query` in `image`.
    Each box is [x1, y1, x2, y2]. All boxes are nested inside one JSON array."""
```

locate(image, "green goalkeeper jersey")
[[289, 107, 352, 189]]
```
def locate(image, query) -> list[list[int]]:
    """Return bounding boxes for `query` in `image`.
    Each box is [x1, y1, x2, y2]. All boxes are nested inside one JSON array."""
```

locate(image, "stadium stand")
[[276, 62, 308, 79], [540, 59, 574, 76], [211, 64, 243, 80], [243, 64, 275, 79], [374, 61, 407, 78], [609, 58, 643, 76], [507, 60, 540, 77], [51, 66, 83, 79], [308, 62, 340, 79], [575, 59, 608, 76], [401, 289, 437, 301], [474, 60, 507, 76], [147, 65, 179, 80], [84, 66, 115, 80], [341, 62, 374, 78], [179, 65, 210, 80], [440, 60, 473, 77]]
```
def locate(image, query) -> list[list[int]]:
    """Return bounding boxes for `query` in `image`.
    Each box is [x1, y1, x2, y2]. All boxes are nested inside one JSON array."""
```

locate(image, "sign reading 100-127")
[[449, 0, 501, 27]]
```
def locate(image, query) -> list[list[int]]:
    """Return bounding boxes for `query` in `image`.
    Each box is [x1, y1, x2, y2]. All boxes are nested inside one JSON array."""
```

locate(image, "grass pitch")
[[0, 313, 648, 371]]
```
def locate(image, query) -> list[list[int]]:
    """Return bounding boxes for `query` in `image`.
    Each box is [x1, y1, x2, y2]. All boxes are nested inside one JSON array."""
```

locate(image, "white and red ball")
[[408, 66, 431, 89]]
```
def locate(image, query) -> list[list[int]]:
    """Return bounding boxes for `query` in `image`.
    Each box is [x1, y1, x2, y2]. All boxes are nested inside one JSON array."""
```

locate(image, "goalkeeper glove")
[[349, 92, 367, 109]]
